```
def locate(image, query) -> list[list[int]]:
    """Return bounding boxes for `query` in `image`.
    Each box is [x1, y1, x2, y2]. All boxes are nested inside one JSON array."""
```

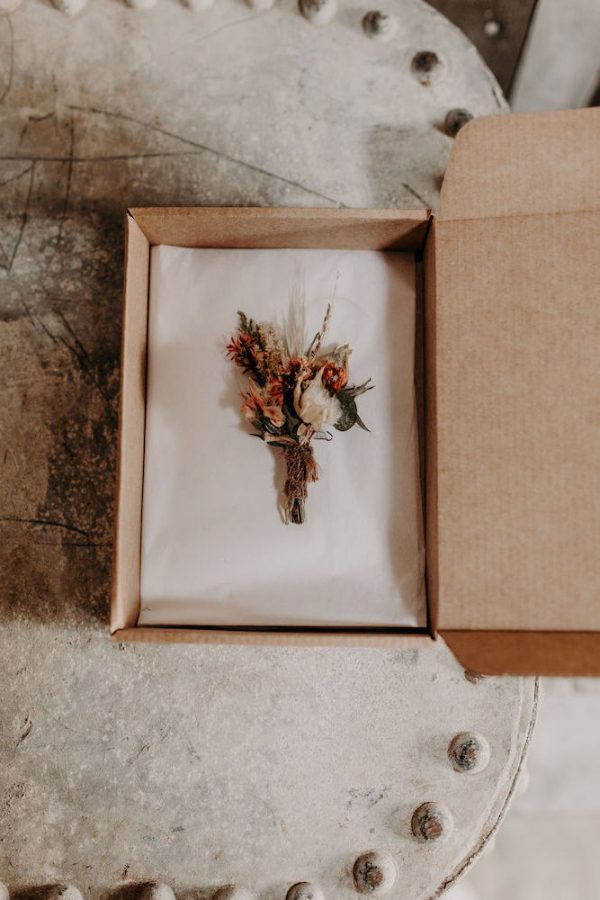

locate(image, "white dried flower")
[[294, 368, 340, 431]]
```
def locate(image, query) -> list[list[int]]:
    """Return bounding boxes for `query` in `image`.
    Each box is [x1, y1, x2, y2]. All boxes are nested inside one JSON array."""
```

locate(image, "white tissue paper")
[[139, 246, 425, 628]]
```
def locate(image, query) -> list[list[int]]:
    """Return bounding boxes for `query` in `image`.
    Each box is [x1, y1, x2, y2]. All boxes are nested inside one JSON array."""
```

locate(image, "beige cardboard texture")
[[423, 219, 439, 636], [432, 108, 600, 675], [111, 214, 150, 633], [128, 207, 429, 251], [111, 628, 428, 649], [437, 108, 600, 221]]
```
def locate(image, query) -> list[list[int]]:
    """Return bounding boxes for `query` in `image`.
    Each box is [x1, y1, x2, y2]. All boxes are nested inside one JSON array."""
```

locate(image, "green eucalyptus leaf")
[[334, 393, 358, 432], [355, 412, 370, 432]]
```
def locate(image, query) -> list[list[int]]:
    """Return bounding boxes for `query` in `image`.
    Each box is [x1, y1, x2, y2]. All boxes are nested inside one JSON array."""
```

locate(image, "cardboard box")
[[111, 107, 600, 676]]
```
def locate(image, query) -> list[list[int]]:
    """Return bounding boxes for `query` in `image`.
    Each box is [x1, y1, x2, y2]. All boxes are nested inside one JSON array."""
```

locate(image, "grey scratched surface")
[[0, 0, 534, 897]]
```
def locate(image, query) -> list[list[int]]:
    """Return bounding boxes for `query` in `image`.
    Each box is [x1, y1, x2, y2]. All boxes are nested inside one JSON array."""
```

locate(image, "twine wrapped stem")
[[283, 443, 319, 524]]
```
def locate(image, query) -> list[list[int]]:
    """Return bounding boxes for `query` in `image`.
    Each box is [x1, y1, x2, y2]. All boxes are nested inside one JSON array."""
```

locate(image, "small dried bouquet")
[[226, 290, 373, 524]]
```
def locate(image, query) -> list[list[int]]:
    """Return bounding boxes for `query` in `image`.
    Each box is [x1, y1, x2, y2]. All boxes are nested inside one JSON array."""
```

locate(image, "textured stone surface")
[[0, 0, 534, 896], [0, 630, 537, 896]]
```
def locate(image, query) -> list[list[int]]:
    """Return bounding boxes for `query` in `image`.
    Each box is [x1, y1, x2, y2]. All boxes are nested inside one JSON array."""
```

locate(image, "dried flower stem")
[[306, 302, 332, 360], [306, 271, 339, 359]]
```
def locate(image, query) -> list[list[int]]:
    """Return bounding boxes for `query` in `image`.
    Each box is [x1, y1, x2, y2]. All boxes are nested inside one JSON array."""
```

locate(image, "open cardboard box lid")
[[430, 107, 600, 675], [112, 108, 600, 676]]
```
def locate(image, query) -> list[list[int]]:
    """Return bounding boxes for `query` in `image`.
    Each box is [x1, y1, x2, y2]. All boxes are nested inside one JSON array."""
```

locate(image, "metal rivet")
[[214, 887, 255, 900], [298, 0, 337, 25], [410, 51, 444, 86], [443, 108, 473, 138], [448, 732, 490, 774], [411, 802, 453, 843], [286, 883, 325, 900], [483, 18, 502, 38], [353, 850, 397, 894], [362, 11, 398, 42]]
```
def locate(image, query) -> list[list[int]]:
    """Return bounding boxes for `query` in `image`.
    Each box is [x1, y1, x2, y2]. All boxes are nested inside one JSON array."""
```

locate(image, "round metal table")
[[0, 0, 535, 896]]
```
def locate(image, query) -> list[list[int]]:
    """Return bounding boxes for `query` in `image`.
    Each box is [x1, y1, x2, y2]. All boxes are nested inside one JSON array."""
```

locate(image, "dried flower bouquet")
[[227, 292, 374, 524]]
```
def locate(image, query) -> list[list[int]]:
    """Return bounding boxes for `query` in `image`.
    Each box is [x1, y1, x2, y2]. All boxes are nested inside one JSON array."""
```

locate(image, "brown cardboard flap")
[[442, 631, 600, 678], [111, 213, 150, 633], [423, 220, 439, 635], [112, 627, 430, 649], [129, 207, 430, 251], [438, 108, 600, 222], [431, 109, 600, 674]]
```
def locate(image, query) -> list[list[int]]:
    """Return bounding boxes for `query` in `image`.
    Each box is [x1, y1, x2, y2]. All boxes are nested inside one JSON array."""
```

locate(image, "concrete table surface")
[[0, 0, 535, 897]]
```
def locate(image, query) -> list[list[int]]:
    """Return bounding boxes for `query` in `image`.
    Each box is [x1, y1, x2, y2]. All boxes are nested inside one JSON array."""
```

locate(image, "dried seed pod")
[[410, 50, 444, 86], [362, 11, 397, 42], [411, 802, 453, 843], [298, 0, 336, 26], [353, 850, 397, 894], [443, 108, 474, 138], [286, 883, 325, 900], [214, 887, 255, 900], [448, 732, 490, 774]]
